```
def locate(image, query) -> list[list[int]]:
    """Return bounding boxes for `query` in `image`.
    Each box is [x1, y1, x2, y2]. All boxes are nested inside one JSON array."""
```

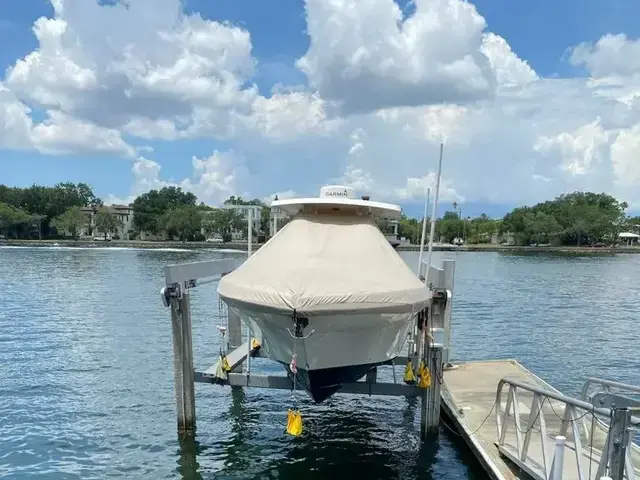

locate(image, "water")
[[0, 247, 638, 479]]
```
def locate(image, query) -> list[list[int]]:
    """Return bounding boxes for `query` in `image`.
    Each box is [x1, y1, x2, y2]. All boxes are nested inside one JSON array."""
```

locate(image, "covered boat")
[[217, 186, 430, 402]]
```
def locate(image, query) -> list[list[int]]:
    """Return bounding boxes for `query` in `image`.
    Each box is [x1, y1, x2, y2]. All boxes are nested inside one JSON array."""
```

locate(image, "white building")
[[619, 231, 640, 246], [381, 219, 402, 246], [222, 204, 262, 240], [269, 206, 289, 237], [79, 204, 135, 239]]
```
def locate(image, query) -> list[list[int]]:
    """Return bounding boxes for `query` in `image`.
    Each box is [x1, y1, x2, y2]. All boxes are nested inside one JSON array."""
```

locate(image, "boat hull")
[[228, 306, 415, 401], [280, 362, 386, 403]]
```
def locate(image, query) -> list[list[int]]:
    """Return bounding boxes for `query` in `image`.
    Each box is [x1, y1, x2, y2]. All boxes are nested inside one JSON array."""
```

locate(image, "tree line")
[[500, 192, 638, 246], [393, 192, 640, 246], [1, 183, 638, 246], [392, 211, 501, 245], [130, 188, 275, 242], [0, 183, 104, 239], [0, 182, 280, 241], [0, 183, 129, 240]]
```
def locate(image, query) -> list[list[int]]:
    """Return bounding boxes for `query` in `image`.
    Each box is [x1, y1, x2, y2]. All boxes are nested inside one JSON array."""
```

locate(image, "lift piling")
[[168, 286, 195, 435]]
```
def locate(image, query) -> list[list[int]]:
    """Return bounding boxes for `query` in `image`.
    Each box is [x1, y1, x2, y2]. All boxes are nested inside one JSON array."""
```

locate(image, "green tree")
[[223, 196, 271, 234], [223, 196, 250, 206], [132, 187, 197, 234], [524, 211, 561, 245], [260, 206, 271, 235], [0, 186, 23, 209], [0, 182, 100, 237], [51, 207, 87, 239], [465, 214, 499, 244], [624, 216, 640, 233], [51, 183, 101, 214], [398, 214, 421, 244], [30, 214, 46, 240], [0, 202, 30, 238], [202, 208, 244, 242], [160, 205, 203, 241], [436, 211, 464, 244], [502, 191, 628, 246], [95, 209, 124, 240]]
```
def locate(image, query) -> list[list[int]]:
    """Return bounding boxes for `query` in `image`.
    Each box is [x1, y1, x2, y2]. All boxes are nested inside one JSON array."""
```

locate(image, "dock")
[[442, 360, 640, 479]]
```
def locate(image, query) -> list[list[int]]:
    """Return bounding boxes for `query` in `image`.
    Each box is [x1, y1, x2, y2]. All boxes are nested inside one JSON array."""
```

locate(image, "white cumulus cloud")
[[110, 151, 248, 206], [534, 119, 610, 176], [5, 0, 257, 136], [570, 34, 640, 79], [297, 0, 495, 114], [4, 0, 640, 210]]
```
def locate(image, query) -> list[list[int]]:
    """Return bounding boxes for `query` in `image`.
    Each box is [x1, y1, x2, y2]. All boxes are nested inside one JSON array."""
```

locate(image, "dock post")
[[442, 259, 456, 365], [430, 346, 442, 432], [421, 341, 442, 438], [170, 287, 196, 435], [608, 408, 631, 480], [420, 298, 443, 438], [550, 436, 566, 480]]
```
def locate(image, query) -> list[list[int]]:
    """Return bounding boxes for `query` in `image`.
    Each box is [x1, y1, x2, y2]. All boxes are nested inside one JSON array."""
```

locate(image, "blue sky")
[[2, 0, 640, 218]]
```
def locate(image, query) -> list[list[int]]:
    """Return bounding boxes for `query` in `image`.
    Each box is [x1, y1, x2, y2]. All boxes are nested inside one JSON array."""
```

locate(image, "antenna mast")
[[424, 143, 444, 284]]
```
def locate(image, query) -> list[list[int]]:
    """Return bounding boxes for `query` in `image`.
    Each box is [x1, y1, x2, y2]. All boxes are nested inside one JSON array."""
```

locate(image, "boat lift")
[[161, 251, 455, 440]]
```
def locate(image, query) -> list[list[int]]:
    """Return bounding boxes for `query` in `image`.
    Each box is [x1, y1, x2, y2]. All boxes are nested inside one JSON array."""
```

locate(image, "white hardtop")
[[271, 185, 402, 220]]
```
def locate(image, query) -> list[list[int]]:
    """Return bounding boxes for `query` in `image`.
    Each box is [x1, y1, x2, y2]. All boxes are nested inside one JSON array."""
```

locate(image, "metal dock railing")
[[441, 360, 640, 480]]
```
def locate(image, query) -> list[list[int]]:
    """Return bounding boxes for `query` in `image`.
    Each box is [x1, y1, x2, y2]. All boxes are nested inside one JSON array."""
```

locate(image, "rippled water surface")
[[1, 247, 638, 479]]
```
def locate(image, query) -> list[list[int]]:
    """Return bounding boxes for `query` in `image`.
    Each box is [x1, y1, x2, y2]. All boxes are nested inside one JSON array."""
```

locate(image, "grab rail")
[[580, 378, 640, 404], [579, 377, 640, 451], [496, 377, 638, 480]]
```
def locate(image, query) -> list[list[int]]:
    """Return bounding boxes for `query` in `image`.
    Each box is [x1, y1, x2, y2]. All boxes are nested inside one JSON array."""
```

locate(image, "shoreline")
[[2, 239, 639, 254], [397, 244, 639, 254]]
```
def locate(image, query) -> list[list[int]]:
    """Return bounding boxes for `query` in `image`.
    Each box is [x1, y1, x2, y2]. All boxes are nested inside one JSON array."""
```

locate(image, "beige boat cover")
[[217, 214, 431, 314]]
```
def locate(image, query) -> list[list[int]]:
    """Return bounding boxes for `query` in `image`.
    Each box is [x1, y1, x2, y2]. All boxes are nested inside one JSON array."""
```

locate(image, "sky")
[[2, 0, 640, 218]]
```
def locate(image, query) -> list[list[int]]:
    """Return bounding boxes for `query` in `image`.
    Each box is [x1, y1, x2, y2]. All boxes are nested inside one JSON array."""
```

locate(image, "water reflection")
[[174, 374, 487, 479], [403, 396, 418, 429], [175, 388, 262, 478], [264, 402, 439, 480], [177, 435, 204, 480], [183, 387, 449, 480], [223, 388, 263, 472], [175, 388, 487, 480]]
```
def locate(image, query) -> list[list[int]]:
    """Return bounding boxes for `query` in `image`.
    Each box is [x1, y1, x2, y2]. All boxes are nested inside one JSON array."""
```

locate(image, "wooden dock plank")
[[442, 360, 640, 480]]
